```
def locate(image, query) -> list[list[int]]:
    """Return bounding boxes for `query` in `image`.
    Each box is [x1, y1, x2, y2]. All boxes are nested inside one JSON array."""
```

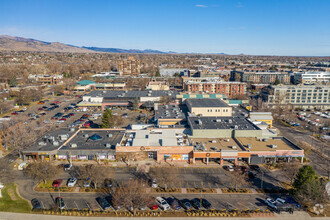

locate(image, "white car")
[[227, 165, 234, 172], [156, 197, 170, 210], [151, 179, 158, 188], [265, 198, 277, 209], [275, 198, 286, 204], [67, 178, 77, 187]]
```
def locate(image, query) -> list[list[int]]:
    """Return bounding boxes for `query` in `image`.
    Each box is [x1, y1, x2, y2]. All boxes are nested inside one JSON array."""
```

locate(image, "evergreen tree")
[[293, 165, 326, 205], [101, 109, 114, 128]]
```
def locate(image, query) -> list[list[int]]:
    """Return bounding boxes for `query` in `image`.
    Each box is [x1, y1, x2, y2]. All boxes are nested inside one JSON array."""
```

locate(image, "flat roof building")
[[186, 98, 233, 117]]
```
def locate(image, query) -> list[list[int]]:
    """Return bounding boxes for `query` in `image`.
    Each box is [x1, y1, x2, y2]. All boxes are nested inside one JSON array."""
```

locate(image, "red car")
[[11, 112, 19, 115], [60, 118, 66, 121], [54, 101, 61, 104], [150, 204, 159, 211], [69, 113, 75, 116], [52, 179, 63, 187]]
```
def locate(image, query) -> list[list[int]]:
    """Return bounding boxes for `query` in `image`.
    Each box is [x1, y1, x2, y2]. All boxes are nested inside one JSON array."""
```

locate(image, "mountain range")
[[0, 35, 176, 54]]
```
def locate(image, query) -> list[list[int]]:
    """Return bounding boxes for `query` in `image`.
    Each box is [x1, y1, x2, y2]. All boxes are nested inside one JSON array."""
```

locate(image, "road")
[[274, 122, 330, 177]]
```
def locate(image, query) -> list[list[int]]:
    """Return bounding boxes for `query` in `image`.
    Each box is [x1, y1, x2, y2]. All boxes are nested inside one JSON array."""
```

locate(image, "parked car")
[[275, 198, 286, 204], [179, 199, 193, 210], [31, 198, 41, 209], [249, 165, 261, 172], [83, 178, 91, 188], [11, 112, 19, 115], [52, 179, 63, 187], [285, 197, 301, 208], [149, 204, 158, 210], [224, 165, 234, 172], [151, 179, 158, 188], [96, 197, 111, 210], [190, 198, 202, 210], [201, 198, 212, 210], [156, 197, 170, 210], [241, 166, 248, 173], [248, 171, 257, 179], [67, 178, 77, 187], [104, 179, 113, 188], [166, 197, 181, 210], [55, 197, 66, 209], [63, 163, 72, 171], [265, 198, 277, 210]]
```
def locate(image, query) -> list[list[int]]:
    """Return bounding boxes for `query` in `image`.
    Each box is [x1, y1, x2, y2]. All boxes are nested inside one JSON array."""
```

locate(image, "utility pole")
[[260, 171, 264, 189]]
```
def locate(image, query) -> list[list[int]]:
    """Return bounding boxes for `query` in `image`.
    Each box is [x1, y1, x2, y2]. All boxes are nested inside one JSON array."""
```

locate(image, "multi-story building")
[[184, 79, 246, 98], [146, 79, 170, 90], [186, 99, 233, 117], [116, 57, 141, 75], [231, 71, 291, 84], [28, 74, 63, 84], [263, 85, 330, 109], [293, 71, 330, 85]]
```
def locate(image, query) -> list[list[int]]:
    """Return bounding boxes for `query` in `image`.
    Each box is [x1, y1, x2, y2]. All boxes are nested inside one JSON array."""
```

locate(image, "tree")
[[149, 167, 178, 191], [0, 101, 11, 114], [227, 170, 248, 191], [281, 161, 301, 184], [273, 78, 281, 85], [25, 162, 61, 184], [101, 109, 114, 128], [132, 96, 139, 111], [82, 164, 114, 189], [159, 95, 169, 105], [293, 165, 326, 205], [112, 179, 152, 212]]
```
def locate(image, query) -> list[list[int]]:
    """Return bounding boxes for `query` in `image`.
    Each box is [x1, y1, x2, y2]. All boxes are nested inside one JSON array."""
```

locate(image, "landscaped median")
[[33, 209, 275, 217], [35, 181, 75, 192]]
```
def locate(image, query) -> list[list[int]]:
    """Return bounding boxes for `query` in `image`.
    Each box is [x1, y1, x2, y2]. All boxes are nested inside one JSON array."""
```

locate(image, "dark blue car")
[[166, 197, 181, 210]]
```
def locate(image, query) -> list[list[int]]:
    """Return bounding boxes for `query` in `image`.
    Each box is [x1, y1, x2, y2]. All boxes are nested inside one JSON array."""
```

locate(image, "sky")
[[0, 0, 329, 56]]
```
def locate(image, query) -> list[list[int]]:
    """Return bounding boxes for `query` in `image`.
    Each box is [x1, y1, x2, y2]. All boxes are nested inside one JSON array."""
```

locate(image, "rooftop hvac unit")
[[83, 134, 89, 138], [103, 91, 106, 93], [38, 142, 46, 146], [234, 125, 238, 129], [107, 133, 113, 138], [59, 134, 68, 141], [71, 143, 77, 148], [105, 143, 111, 148], [232, 146, 237, 149], [147, 94, 151, 96], [247, 144, 252, 149], [197, 119, 203, 125], [53, 141, 59, 146], [70, 128, 75, 132], [48, 136, 55, 142], [228, 119, 232, 123], [271, 144, 277, 149], [211, 140, 217, 143], [225, 139, 230, 142], [263, 138, 268, 142], [216, 119, 221, 122]]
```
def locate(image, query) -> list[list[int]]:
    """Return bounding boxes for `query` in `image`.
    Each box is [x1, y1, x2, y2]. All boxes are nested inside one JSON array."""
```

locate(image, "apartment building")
[[264, 85, 330, 109], [293, 71, 330, 85], [184, 79, 246, 98], [28, 74, 63, 85], [231, 71, 291, 84], [116, 57, 141, 75]]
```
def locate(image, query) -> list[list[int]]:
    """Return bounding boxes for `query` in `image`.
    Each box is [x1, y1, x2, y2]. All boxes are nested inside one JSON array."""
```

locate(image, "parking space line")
[[74, 201, 79, 210]]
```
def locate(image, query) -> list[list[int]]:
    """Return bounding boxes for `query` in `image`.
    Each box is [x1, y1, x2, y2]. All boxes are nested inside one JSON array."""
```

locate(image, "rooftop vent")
[[225, 139, 230, 142], [71, 143, 77, 148], [228, 119, 232, 123]]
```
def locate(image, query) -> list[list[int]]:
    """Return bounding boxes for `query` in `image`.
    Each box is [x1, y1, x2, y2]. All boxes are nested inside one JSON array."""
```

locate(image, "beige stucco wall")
[[190, 107, 232, 117]]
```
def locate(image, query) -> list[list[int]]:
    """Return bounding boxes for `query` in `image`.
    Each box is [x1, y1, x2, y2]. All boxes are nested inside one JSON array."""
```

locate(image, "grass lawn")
[[0, 183, 31, 213]]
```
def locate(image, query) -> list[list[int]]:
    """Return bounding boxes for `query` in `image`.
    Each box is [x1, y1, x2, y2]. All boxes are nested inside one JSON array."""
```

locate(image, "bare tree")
[[281, 161, 301, 184], [82, 164, 114, 189], [227, 170, 248, 191], [112, 179, 152, 212], [0, 101, 11, 114], [25, 161, 61, 184], [149, 167, 179, 191]]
